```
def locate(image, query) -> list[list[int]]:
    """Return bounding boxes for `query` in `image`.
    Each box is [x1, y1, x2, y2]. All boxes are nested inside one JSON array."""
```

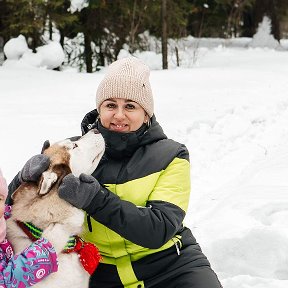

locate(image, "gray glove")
[[19, 154, 50, 182], [58, 174, 101, 210]]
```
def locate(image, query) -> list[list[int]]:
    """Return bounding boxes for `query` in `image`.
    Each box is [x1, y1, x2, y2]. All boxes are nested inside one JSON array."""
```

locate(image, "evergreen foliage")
[[0, 0, 288, 71]]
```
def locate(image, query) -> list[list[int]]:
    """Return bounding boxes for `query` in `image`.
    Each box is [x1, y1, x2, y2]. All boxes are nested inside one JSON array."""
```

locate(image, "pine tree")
[[44, 0, 78, 44], [3, 0, 45, 51], [2, 0, 78, 51]]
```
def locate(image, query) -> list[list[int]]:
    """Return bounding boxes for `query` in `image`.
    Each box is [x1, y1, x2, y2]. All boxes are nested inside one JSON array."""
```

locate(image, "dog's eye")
[[73, 143, 78, 149]]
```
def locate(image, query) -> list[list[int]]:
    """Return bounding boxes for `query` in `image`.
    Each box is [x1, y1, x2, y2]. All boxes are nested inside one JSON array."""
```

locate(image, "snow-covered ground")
[[1, 44, 288, 287]]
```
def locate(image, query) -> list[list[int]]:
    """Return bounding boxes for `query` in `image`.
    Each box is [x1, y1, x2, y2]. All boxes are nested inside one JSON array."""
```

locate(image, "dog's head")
[[12, 129, 105, 201], [38, 128, 105, 196], [11, 129, 105, 226]]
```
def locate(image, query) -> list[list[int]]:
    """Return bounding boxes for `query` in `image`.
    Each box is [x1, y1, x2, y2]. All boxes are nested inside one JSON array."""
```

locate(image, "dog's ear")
[[41, 140, 50, 154], [38, 171, 58, 195], [11, 190, 18, 200], [38, 164, 71, 196]]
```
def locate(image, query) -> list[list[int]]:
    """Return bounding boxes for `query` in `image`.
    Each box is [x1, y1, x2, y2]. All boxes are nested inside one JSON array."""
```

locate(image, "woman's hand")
[[19, 140, 51, 183], [58, 174, 101, 210], [19, 154, 50, 182]]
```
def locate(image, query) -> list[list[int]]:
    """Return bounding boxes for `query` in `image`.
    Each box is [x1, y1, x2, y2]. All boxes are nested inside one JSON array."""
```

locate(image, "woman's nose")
[[114, 108, 126, 119]]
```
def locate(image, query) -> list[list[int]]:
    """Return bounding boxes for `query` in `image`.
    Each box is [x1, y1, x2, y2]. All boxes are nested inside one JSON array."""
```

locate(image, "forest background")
[[1, 0, 288, 72]]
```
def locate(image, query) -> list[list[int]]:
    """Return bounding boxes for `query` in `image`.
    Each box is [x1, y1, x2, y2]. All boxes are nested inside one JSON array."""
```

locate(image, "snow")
[[36, 41, 65, 69], [1, 40, 288, 288], [3, 35, 29, 60], [69, 0, 88, 13], [250, 16, 280, 49], [3, 36, 64, 69]]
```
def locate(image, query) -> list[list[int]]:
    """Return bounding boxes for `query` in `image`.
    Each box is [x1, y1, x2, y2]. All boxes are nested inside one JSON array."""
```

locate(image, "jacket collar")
[[81, 110, 167, 159]]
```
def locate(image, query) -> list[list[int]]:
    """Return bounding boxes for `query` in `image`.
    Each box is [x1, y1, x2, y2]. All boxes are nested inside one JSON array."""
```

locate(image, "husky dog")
[[7, 129, 105, 288]]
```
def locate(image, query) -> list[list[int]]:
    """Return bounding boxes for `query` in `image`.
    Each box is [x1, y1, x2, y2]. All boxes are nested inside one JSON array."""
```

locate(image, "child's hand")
[[42, 224, 71, 254]]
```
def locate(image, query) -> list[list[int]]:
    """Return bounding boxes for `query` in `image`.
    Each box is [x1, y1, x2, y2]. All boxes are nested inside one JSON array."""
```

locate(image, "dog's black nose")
[[92, 128, 100, 134]]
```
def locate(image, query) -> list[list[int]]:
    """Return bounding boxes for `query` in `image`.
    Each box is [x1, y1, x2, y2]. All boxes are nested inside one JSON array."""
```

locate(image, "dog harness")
[[16, 221, 101, 275]]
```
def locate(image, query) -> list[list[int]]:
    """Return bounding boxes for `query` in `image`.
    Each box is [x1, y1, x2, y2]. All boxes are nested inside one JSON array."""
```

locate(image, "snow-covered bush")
[[3, 35, 64, 69], [249, 16, 280, 49], [3, 35, 29, 60]]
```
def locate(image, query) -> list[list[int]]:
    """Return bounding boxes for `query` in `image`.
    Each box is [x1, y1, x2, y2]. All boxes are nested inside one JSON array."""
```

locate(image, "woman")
[[8, 57, 222, 288]]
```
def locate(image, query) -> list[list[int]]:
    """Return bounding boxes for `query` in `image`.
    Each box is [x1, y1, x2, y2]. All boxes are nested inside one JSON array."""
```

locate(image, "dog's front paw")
[[42, 223, 71, 254]]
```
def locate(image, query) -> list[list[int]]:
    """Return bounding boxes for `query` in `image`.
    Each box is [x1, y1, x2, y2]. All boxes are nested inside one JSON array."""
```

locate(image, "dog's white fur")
[[6, 129, 105, 288]]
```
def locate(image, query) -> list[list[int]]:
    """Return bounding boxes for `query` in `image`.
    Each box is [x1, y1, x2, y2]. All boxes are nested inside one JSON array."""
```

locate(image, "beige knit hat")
[[96, 57, 154, 117]]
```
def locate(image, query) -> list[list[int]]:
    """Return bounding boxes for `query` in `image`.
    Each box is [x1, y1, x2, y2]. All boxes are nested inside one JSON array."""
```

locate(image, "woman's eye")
[[126, 104, 135, 110], [106, 103, 116, 109], [73, 143, 78, 149]]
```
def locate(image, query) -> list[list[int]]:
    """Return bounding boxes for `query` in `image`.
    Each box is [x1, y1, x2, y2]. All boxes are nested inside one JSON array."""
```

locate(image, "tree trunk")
[[97, 38, 105, 68], [242, 9, 254, 37], [175, 46, 179, 67], [161, 0, 168, 70], [84, 32, 93, 73], [59, 29, 65, 47], [49, 17, 53, 41]]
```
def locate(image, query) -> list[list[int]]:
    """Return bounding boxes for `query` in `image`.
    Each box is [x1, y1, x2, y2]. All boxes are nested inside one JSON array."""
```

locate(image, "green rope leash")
[[22, 222, 76, 251]]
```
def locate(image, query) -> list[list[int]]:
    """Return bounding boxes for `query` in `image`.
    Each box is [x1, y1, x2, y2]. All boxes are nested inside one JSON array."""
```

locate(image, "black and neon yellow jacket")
[[6, 109, 212, 288], [80, 110, 206, 288]]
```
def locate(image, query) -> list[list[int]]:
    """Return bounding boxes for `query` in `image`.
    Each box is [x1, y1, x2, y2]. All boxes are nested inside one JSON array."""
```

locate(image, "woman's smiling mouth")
[[110, 123, 128, 132]]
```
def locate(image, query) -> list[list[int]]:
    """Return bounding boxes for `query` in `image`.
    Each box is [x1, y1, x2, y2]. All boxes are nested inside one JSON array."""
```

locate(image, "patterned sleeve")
[[4, 205, 11, 220], [0, 237, 58, 288]]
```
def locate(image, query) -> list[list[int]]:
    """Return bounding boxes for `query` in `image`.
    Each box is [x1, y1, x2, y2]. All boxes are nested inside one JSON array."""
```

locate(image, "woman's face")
[[99, 98, 149, 133]]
